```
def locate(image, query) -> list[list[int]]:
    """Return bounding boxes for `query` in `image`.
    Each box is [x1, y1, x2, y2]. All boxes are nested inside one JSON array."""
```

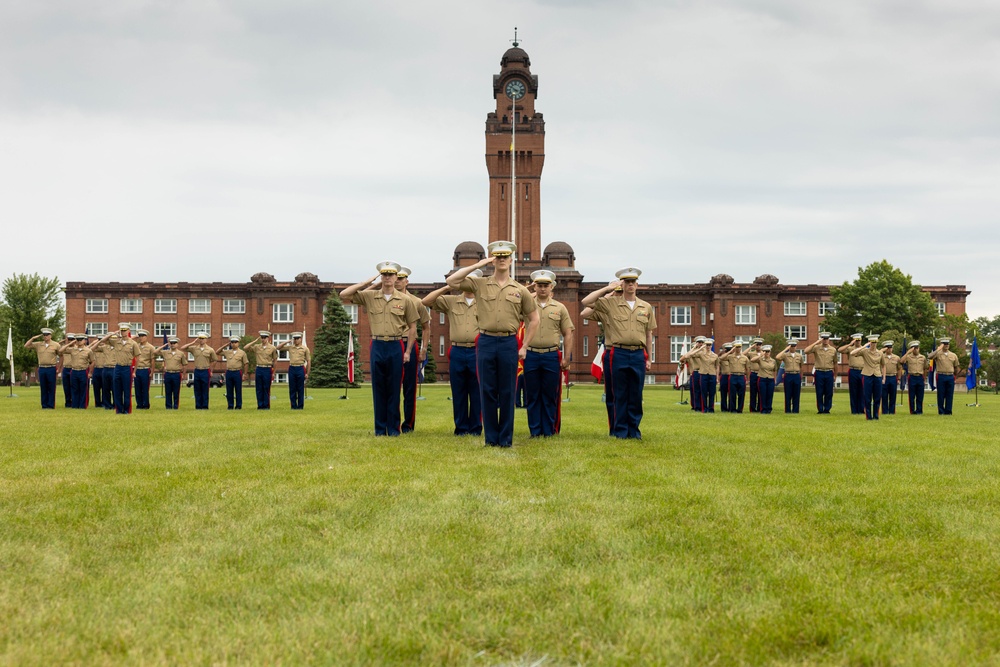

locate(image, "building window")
[[936, 302, 946, 316], [154, 323, 177, 337], [86, 298, 108, 314], [155, 299, 177, 314], [582, 318, 589, 326], [583, 336, 589, 358], [701, 306, 707, 326], [275, 372, 288, 384], [650, 337, 657, 363], [188, 323, 211, 337], [189, 299, 211, 314], [735, 305, 757, 326], [438, 335, 445, 356], [222, 323, 246, 338], [735, 335, 754, 347], [439, 312, 446, 325], [670, 306, 692, 326], [185, 372, 194, 382], [86, 322, 108, 336], [127, 322, 143, 333], [223, 299, 246, 314], [818, 302, 837, 316], [783, 301, 807, 317], [120, 298, 143, 314], [342, 304, 359, 325], [152, 372, 163, 385], [273, 334, 291, 361], [784, 325, 808, 340], [186, 354, 195, 362], [670, 336, 691, 363], [273, 303, 294, 323]]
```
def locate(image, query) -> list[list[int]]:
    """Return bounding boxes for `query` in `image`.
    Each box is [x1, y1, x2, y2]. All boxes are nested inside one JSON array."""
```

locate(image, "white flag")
[[6, 326, 14, 383], [347, 328, 355, 384]]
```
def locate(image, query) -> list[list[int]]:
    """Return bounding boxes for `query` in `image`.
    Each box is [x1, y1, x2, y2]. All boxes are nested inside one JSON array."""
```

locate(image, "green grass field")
[[2, 384, 999, 666]]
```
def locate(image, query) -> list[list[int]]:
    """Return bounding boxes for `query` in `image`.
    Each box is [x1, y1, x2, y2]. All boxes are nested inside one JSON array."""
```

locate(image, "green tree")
[[980, 350, 1000, 394], [971, 315, 1000, 348], [0, 273, 65, 376], [761, 332, 788, 353], [423, 346, 438, 383], [824, 261, 938, 341], [310, 291, 360, 388]]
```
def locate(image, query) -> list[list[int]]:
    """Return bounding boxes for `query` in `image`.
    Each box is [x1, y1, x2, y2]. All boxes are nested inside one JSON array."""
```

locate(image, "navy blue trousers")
[[102, 367, 115, 409], [849, 368, 864, 414], [719, 375, 730, 412], [288, 365, 305, 409], [524, 350, 562, 436], [113, 365, 133, 414], [62, 368, 72, 407], [784, 373, 801, 413], [602, 348, 614, 433], [728, 375, 746, 413], [193, 368, 210, 409], [908, 375, 925, 414], [370, 340, 404, 436], [92, 368, 103, 408], [477, 334, 518, 447], [814, 370, 834, 413], [690, 370, 701, 411], [863, 374, 883, 420], [937, 373, 954, 415], [757, 377, 775, 414], [255, 367, 273, 409], [401, 352, 418, 431], [881, 376, 898, 414], [163, 372, 181, 409], [38, 366, 57, 409], [71, 369, 89, 409], [448, 345, 481, 435], [700, 373, 716, 413], [226, 369, 243, 409], [608, 347, 646, 439], [749, 372, 759, 412], [134, 368, 151, 409]]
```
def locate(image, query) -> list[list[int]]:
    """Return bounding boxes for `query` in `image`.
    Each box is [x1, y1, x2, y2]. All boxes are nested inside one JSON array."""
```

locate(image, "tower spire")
[[511, 27, 519, 48]]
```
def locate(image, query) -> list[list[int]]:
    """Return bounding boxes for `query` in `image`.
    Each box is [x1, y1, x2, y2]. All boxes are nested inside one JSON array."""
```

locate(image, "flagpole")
[[510, 70, 517, 279], [341, 326, 353, 400], [6, 325, 17, 398]]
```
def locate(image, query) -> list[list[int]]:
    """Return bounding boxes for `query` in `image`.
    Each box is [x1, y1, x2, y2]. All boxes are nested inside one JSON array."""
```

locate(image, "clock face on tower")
[[504, 79, 526, 100]]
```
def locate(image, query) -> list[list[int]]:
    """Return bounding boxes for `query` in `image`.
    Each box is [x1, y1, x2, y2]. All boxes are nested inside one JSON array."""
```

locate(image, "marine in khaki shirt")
[[588, 288, 656, 350], [279, 338, 311, 368], [107, 333, 141, 366], [157, 340, 188, 372], [217, 341, 249, 373], [394, 269, 431, 361], [839, 338, 865, 369], [803, 337, 838, 371], [527, 272, 575, 368], [752, 350, 778, 379], [850, 341, 887, 376], [135, 338, 158, 370], [723, 346, 750, 378], [882, 345, 901, 380], [24, 331, 61, 366], [718, 348, 732, 376], [689, 345, 719, 376], [182, 338, 218, 369], [775, 344, 803, 373], [456, 274, 537, 338], [342, 268, 420, 362], [92, 341, 114, 369], [423, 270, 484, 346], [69, 340, 96, 371], [928, 341, 959, 374], [900, 344, 929, 376], [245, 337, 278, 367]]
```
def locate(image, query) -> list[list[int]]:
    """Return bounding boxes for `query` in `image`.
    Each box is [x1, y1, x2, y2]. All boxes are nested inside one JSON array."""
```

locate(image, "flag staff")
[[5, 325, 17, 398], [967, 330, 981, 407], [341, 326, 354, 400]]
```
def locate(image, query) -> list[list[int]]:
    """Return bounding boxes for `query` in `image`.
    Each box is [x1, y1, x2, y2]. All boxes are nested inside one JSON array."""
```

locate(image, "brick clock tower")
[[485, 40, 545, 279]]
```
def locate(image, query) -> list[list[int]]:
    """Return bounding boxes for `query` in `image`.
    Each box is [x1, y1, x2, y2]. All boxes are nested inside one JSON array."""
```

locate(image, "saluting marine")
[[721, 341, 750, 413], [718, 342, 733, 412], [747, 338, 764, 413], [928, 338, 959, 415], [278, 333, 310, 410], [395, 266, 430, 433], [691, 338, 719, 414], [91, 334, 114, 409], [157, 337, 187, 409], [447, 241, 539, 448], [850, 335, 886, 420], [880, 341, 902, 415], [775, 339, 804, 413], [24, 328, 60, 409], [899, 340, 928, 414], [682, 336, 705, 412], [181, 333, 217, 410], [803, 333, 837, 414], [750, 345, 777, 414], [581, 282, 622, 433], [244, 331, 278, 409], [217, 337, 249, 410], [423, 269, 484, 436], [839, 334, 865, 415], [101, 324, 141, 414], [133, 329, 157, 410], [522, 270, 574, 437]]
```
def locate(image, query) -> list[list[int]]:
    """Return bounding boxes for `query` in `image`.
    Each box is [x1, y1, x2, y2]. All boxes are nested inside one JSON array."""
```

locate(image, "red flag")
[[516, 321, 526, 377], [347, 328, 355, 384], [591, 343, 605, 381]]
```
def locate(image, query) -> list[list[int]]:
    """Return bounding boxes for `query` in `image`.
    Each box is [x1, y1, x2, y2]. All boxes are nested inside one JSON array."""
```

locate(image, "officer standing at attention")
[[24, 328, 60, 409], [680, 336, 705, 412], [100, 324, 141, 414], [803, 333, 837, 414], [181, 333, 217, 410], [133, 329, 157, 410], [581, 267, 656, 439], [341, 261, 418, 436], [278, 333, 310, 409], [751, 345, 777, 414], [880, 341, 901, 415], [747, 338, 764, 412], [216, 336, 249, 410], [899, 340, 928, 414], [423, 269, 484, 436], [689, 338, 719, 413], [91, 333, 111, 409], [522, 270, 575, 437], [447, 241, 539, 448], [838, 334, 865, 414], [244, 332, 278, 409], [928, 338, 959, 415], [157, 337, 187, 409], [60, 334, 94, 409], [59, 334, 75, 408], [394, 266, 430, 433], [718, 342, 733, 412], [580, 283, 622, 433], [850, 334, 886, 420], [775, 339, 803, 413], [721, 341, 750, 413]]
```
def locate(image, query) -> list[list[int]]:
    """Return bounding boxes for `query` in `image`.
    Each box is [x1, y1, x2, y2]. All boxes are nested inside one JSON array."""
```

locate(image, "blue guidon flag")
[[967, 336, 981, 391]]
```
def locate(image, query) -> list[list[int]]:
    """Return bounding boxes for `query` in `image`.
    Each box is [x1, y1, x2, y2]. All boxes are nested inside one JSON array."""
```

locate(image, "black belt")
[[289, 364, 305, 368], [937, 373, 954, 377], [480, 330, 516, 337], [815, 368, 833, 372], [38, 364, 56, 368], [257, 365, 272, 368], [613, 344, 644, 351], [372, 336, 402, 341], [528, 346, 559, 353], [451, 342, 476, 348], [910, 374, 924, 378], [785, 372, 801, 375]]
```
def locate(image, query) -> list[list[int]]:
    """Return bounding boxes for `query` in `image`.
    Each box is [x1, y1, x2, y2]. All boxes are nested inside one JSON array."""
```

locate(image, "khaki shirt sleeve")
[[520, 285, 537, 316], [403, 296, 419, 325]]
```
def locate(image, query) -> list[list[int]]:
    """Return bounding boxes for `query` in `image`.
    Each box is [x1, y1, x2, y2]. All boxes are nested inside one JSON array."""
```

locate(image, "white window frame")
[[700, 306, 707, 326], [188, 323, 211, 337], [86, 298, 108, 314], [154, 298, 177, 314], [222, 323, 246, 338], [154, 322, 177, 338], [818, 302, 837, 317], [343, 304, 359, 325], [670, 336, 691, 363], [275, 372, 289, 384], [735, 335, 755, 347], [438, 335, 445, 356], [273, 334, 291, 361], [188, 299, 211, 314], [127, 322, 142, 333], [152, 372, 163, 385], [783, 301, 807, 317], [439, 312, 446, 325], [223, 299, 246, 314], [86, 322, 108, 336], [936, 302, 946, 316], [583, 336, 589, 358], [670, 306, 692, 326], [784, 325, 808, 340], [644, 375, 657, 385], [735, 305, 757, 326], [185, 372, 194, 382], [273, 303, 294, 323], [582, 318, 589, 326], [120, 298, 143, 314], [650, 337, 657, 363]]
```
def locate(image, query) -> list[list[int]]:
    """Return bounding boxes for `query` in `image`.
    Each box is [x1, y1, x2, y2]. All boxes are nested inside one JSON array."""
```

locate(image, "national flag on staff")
[[346, 328, 355, 384], [516, 322, 526, 378], [6, 325, 14, 383], [418, 355, 427, 383], [675, 341, 689, 389], [591, 343, 605, 381], [967, 336, 981, 390]]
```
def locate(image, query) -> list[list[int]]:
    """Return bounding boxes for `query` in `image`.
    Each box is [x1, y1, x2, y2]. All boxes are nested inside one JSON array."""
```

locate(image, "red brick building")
[[64, 44, 969, 385]]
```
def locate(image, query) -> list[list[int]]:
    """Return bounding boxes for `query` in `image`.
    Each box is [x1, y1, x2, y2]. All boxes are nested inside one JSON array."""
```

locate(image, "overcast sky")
[[3, 0, 998, 317]]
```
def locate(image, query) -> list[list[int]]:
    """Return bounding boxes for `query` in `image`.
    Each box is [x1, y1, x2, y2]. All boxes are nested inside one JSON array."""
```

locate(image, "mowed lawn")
[[2, 384, 1000, 666]]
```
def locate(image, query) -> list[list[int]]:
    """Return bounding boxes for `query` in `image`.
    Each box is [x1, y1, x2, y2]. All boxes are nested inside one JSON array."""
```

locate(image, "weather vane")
[[511, 27, 520, 48]]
